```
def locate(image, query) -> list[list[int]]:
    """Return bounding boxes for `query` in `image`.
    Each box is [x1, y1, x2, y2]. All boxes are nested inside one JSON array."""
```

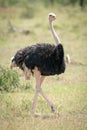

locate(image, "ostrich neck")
[[49, 20, 61, 45]]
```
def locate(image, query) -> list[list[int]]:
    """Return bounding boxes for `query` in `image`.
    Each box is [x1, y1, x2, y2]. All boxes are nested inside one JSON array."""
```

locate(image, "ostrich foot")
[[51, 106, 60, 116], [51, 106, 55, 112]]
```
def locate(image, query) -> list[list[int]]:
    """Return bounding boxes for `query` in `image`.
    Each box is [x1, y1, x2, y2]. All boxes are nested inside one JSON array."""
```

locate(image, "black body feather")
[[13, 43, 66, 76]]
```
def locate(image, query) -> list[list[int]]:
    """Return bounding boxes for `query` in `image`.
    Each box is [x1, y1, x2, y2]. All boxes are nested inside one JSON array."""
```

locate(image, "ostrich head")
[[48, 12, 56, 22]]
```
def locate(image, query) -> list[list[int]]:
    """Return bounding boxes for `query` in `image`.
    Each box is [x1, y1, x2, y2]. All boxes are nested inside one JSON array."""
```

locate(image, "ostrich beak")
[[52, 15, 56, 20]]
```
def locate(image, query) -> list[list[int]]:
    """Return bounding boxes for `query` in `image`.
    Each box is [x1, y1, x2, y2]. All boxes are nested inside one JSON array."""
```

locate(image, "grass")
[[0, 3, 87, 130]]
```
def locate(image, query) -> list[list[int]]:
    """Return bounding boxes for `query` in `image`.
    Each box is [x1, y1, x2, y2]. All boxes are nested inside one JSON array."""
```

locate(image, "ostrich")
[[10, 13, 66, 113]]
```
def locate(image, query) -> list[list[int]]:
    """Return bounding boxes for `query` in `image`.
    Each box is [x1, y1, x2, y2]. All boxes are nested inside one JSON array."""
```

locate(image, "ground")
[[0, 3, 87, 130]]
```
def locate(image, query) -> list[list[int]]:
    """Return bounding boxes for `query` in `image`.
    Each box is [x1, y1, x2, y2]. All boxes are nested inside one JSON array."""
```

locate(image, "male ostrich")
[[10, 13, 66, 113]]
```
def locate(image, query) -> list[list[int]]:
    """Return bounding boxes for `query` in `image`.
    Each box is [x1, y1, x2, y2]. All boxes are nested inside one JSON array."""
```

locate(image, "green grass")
[[0, 4, 87, 130]]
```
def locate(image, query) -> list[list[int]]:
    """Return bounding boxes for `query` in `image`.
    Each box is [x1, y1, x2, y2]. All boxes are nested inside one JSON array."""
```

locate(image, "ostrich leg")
[[31, 87, 39, 112], [31, 68, 45, 112], [31, 79, 46, 111], [31, 68, 41, 112], [31, 67, 56, 113], [39, 82, 56, 112]]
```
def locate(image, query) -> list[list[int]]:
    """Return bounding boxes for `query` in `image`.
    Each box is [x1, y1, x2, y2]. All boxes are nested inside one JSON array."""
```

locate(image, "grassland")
[[0, 3, 87, 130]]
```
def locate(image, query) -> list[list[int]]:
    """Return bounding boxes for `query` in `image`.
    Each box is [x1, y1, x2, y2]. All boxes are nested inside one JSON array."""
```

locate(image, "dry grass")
[[0, 4, 87, 130]]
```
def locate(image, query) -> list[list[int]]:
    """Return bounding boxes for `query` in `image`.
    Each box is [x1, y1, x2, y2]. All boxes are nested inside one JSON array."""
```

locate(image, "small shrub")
[[0, 66, 19, 92]]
